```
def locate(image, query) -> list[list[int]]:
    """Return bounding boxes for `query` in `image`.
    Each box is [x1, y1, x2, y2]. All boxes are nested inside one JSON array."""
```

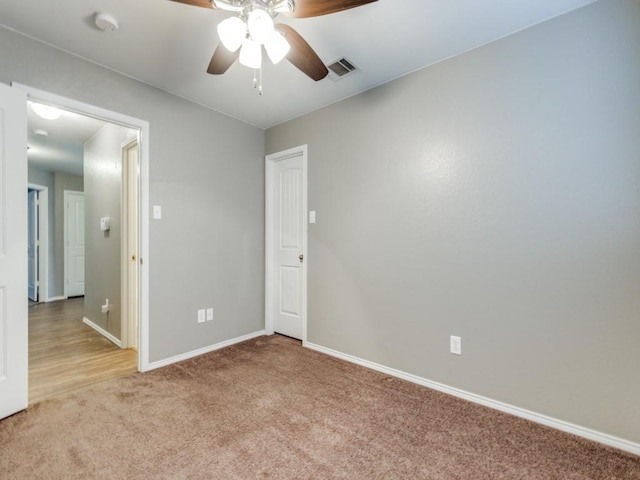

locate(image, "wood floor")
[[29, 297, 138, 405]]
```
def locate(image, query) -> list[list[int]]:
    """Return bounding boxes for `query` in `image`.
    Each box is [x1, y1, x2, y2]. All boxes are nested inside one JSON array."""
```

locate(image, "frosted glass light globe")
[[265, 30, 290, 64], [217, 16, 246, 52], [247, 9, 274, 45], [239, 38, 262, 69]]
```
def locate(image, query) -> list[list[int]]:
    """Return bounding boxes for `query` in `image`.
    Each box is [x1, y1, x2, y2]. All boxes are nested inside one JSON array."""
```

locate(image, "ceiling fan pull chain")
[[259, 67, 263, 95], [253, 69, 258, 89]]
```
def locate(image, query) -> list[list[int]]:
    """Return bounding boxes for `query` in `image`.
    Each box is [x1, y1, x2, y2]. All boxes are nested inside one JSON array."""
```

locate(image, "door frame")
[[27, 184, 49, 302], [27, 189, 39, 302], [264, 145, 308, 344], [63, 189, 84, 298], [13, 83, 151, 372], [121, 138, 139, 350]]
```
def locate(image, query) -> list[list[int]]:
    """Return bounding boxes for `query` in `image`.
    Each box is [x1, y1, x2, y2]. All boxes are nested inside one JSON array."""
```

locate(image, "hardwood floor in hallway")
[[29, 297, 138, 405]]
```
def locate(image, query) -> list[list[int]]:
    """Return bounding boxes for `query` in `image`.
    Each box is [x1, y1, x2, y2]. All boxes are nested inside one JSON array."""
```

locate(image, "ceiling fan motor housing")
[[213, 0, 294, 17]]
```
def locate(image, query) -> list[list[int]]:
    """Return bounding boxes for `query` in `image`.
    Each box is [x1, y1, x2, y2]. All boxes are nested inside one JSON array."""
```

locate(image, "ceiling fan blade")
[[207, 45, 239, 74], [292, 0, 377, 18], [276, 24, 328, 81], [169, 0, 215, 9]]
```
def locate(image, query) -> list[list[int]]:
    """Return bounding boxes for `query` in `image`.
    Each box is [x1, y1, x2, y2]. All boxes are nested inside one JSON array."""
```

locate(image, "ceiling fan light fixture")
[[239, 38, 262, 69], [211, 0, 243, 13], [264, 29, 290, 64], [217, 16, 246, 52], [270, 0, 295, 14], [247, 8, 274, 44]]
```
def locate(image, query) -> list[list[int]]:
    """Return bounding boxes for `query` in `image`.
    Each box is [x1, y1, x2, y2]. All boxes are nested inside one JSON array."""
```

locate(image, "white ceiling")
[[1, 0, 595, 130], [27, 103, 107, 177]]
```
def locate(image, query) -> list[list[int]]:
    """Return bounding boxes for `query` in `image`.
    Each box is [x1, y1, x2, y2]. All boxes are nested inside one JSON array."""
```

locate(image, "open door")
[[0, 82, 28, 419]]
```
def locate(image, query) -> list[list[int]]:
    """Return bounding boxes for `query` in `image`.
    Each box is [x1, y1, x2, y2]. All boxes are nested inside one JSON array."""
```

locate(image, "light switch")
[[309, 210, 316, 224], [153, 205, 162, 220]]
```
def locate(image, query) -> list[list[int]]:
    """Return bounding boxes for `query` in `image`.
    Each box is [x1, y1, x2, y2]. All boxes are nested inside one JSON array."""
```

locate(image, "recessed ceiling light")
[[95, 12, 119, 32], [30, 102, 62, 120]]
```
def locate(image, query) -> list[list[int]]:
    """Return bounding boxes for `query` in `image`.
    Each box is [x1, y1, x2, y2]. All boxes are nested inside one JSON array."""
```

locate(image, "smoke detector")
[[95, 12, 119, 32]]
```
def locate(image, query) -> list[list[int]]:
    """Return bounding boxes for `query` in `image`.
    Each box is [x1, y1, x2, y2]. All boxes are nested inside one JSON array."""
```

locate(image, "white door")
[[65, 191, 85, 297], [0, 83, 28, 419], [27, 189, 39, 302], [123, 140, 139, 349], [268, 148, 307, 340]]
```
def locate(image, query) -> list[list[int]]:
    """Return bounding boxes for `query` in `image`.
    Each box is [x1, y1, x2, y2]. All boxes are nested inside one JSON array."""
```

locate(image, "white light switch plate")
[[153, 205, 162, 220], [309, 210, 316, 224]]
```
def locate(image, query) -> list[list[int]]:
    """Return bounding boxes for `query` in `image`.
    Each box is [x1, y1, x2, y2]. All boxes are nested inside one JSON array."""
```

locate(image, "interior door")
[[124, 140, 139, 349], [65, 191, 85, 297], [0, 82, 28, 420], [27, 189, 39, 302], [272, 153, 305, 339]]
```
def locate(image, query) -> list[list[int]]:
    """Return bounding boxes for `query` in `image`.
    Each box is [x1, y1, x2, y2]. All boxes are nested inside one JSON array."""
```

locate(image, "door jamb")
[[264, 145, 308, 344], [12, 82, 151, 373], [28, 183, 48, 302]]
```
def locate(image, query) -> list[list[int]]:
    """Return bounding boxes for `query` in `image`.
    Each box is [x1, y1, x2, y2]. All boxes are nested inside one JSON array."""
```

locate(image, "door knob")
[[299, 254, 304, 263], [131, 255, 136, 261]]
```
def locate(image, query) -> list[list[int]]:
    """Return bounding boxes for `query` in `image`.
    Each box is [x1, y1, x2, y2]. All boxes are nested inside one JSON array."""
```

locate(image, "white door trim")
[[12, 83, 151, 373], [28, 183, 48, 303], [63, 189, 84, 298], [265, 145, 308, 344], [121, 137, 139, 351]]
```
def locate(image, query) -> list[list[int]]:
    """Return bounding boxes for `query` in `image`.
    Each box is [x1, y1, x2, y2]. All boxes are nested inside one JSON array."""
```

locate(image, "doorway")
[[265, 145, 308, 342], [63, 190, 85, 298], [15, 83, 151, 403], [27, 184, 49, 305], [27, 188, 39, 302]]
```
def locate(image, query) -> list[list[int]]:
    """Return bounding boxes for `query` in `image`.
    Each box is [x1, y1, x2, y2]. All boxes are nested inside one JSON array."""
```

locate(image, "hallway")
[[29, 298, 137, 404]]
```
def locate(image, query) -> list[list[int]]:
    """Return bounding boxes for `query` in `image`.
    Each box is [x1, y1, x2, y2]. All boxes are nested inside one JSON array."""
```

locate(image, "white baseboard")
[[45, 295, 67, 303], [83, 317, 122, 348], [146, 330, 266, 371], [304, 342, 640, 456]]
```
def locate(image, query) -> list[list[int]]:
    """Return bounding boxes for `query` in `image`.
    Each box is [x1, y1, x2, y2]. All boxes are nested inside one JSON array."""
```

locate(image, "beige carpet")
[[1, 335, 638, 479]]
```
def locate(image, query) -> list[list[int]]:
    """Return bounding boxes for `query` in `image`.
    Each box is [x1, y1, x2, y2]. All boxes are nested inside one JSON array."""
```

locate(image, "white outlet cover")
[[206, 308, 213, 321], [197, 309, 206, 323], [450, 335, 462, 355]]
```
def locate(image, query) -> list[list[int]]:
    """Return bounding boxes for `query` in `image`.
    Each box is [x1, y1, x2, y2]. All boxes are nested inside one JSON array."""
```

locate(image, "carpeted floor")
[[1, 335, 638, 479]]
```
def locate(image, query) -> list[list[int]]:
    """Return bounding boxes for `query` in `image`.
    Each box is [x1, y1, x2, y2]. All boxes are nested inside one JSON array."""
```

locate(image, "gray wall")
[[84, 124, 133, 339], [54, 171, 84, 298], [266, 0, 640, 444], [0, 25, 265, 362], [27, 166, 56, 297]]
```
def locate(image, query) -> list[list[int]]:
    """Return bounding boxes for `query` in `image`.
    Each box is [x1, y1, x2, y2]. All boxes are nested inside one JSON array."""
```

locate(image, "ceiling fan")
[[170, 0, 377, 86]]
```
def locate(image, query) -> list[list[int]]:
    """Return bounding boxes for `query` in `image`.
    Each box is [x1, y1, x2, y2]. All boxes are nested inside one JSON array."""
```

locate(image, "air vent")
[[327, 57, 358, 81]]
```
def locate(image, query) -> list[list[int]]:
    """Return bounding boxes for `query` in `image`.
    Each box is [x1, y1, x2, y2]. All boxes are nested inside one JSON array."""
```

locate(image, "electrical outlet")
[[450, 335, 462, 355], [206, 308, 213, 321], [197, 309, 206, 324]]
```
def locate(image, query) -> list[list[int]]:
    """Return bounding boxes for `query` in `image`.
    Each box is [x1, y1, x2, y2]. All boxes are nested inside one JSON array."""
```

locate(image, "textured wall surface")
[[267, 0, 640, 443], [83, 123, 132, 339]]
